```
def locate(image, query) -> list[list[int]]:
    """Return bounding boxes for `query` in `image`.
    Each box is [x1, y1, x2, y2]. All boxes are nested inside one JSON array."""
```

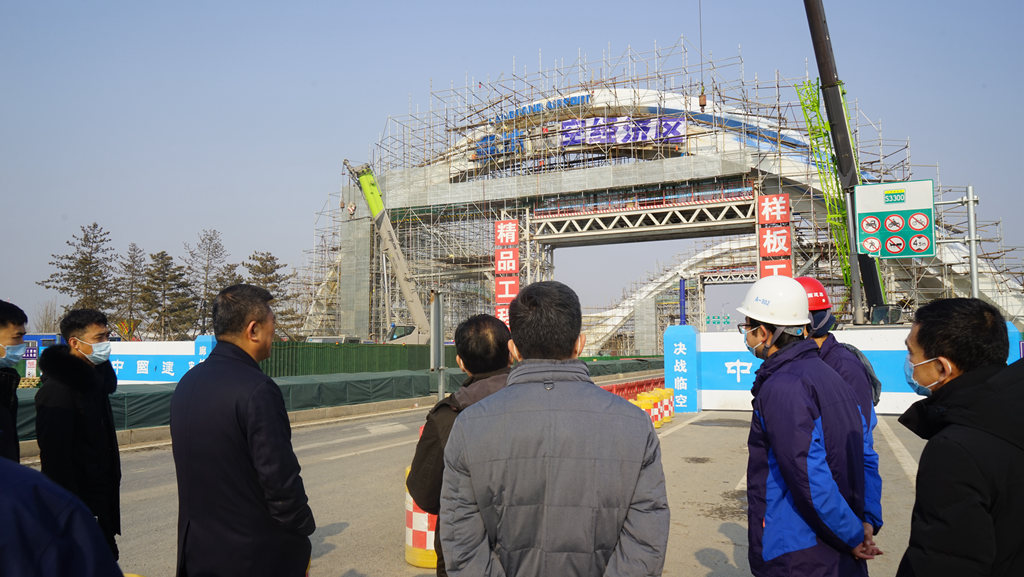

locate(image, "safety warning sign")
[[855, 180, 934, 259]]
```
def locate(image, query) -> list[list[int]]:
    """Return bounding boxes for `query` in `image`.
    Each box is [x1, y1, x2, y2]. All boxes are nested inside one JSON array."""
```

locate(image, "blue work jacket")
[[747, 339, 868, 577], [819, 334, 883, 533]]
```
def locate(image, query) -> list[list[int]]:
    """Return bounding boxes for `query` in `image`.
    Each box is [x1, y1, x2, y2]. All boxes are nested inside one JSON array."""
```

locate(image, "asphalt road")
[[100, 408, 926, 577]]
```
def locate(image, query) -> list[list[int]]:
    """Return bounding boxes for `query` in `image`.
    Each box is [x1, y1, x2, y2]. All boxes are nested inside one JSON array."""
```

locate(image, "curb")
[[19, 395, 438, 460]]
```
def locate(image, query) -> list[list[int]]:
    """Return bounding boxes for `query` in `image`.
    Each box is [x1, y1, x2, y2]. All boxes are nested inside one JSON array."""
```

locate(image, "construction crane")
[[803, 0, 887, 323], [344, 160, 430, 344]]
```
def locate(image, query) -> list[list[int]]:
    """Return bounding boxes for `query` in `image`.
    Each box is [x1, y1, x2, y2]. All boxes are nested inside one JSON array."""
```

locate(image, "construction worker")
[[738, 275, 876, 577], [796, 276, 883, 551]]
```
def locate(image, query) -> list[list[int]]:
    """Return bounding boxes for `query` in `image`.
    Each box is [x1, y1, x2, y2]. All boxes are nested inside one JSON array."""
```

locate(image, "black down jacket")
[[35, 345, 121, 550], [897, 358, 1024, 577]]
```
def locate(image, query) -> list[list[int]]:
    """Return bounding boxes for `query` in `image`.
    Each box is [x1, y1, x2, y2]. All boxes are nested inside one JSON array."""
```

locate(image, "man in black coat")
[[36, 308, 121, 559], [407, 314, 513, 576], [0, 301, 28, 462], [171, 284, 315, 577], [897, 298, 1023, 577]]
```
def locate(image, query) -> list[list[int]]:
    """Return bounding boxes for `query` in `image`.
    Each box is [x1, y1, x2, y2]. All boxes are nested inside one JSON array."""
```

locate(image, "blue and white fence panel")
[[666, 322, 1022, 415], [110, 335, 216, 384]]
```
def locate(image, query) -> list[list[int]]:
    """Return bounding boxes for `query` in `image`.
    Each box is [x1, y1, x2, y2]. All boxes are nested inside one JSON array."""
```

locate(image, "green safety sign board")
[[855, 179, 935, 259], [705, 315, 731, 325]]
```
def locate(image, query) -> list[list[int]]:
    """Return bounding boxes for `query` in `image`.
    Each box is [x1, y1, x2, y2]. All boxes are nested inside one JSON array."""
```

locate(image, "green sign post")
[[855, 179, 935, 259]]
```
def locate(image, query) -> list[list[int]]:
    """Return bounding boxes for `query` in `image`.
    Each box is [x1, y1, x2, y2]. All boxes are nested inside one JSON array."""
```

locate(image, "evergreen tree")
[[37, 223, 119, 312], [112, 243, 148, 340], [183, 229, 231, 336], [141, 251, 196, 340], [244, 251, 301, 339], [214, 262, 245, 291]]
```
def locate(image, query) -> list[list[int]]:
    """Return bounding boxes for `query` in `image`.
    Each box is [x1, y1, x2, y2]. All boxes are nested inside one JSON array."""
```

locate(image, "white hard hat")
[[736, 276, 810, 327]]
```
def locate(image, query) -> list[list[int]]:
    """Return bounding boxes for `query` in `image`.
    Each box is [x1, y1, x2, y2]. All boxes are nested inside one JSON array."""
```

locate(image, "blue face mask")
[[904, 355, 940, 396], [76, 339, 111, 365], [741, 327, 766, 359], [0, 343, 27, 368]]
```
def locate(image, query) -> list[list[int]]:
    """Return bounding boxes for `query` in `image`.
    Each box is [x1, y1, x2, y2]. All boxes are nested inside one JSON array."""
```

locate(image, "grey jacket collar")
[[507, 359, 591, 386]]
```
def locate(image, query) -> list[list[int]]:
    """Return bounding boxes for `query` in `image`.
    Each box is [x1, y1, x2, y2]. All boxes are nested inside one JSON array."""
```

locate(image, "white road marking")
[[324, 438, 419, 461], [293, 432, 373, 452], [875, 417, 918, 489], [294, 423, 410, 452], [735, 474, 747, 492], [657, 411, 707, 439]]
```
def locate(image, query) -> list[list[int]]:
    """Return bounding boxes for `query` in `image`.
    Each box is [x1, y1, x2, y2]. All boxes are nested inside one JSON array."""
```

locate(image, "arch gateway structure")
[[299, 39, 1024, 354]]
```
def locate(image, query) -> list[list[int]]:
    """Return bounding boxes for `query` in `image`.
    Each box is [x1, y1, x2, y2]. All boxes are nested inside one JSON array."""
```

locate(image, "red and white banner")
[[495, 305, 510, 327], [759, 259, 793, 277], [758, 226, 792, 258], [495, 277, 520, 303], [758, 194, 790, 225], [495, 220, 519, 246], [495, 248, 520, 274]]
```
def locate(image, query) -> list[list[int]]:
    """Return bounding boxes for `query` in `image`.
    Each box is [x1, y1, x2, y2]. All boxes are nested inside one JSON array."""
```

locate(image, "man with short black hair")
[[408, 314, 513, 576], [0, 301, 28, 462], [36, 308, 121, 558], [171, 284, 315, 577], [897, 298, 1023, 577], [440, 281, 670, 577]]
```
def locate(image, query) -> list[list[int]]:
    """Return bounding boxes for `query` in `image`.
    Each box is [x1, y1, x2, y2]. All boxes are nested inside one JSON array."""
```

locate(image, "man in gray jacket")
[[440, 281, 670, 577]]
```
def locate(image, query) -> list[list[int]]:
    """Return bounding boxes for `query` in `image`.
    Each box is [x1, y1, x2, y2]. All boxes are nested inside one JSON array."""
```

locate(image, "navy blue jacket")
[[819, 334, 883, 533], [0, 457, 123, 576], [171, 341, 315, 577], [747, 340, 868, 577]]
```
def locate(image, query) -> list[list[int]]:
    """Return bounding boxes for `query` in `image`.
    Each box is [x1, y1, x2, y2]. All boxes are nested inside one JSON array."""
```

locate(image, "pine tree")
[[244, 251, 301, 339], [141, 251, 196, 340], [36, 223, 119, 312], [112, 243, 148, 340], [183, 229, 231, 336]]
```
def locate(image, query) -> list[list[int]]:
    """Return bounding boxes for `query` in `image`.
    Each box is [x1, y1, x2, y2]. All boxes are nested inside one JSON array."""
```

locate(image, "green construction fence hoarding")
[[16, 357, 662, 440]]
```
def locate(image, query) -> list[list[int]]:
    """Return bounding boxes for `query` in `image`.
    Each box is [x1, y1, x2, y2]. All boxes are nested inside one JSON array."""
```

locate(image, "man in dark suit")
[[171, 284, 315, 577]]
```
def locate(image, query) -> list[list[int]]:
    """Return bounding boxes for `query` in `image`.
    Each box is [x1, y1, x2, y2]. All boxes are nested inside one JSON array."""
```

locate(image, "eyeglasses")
[[736, 323, 760, 334]]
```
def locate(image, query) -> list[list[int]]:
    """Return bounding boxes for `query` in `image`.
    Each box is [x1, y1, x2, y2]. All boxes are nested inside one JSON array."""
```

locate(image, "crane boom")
[[344, 160, 430, 340]]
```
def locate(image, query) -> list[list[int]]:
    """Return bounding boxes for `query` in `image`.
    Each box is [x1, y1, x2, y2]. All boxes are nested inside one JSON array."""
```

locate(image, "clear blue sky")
[[3, 1, 1021, 323]]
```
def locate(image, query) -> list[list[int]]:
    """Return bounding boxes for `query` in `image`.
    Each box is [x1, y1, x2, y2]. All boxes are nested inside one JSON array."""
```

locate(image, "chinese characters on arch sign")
[[494, 220, 520, 326], [757, 193, 792, 277]]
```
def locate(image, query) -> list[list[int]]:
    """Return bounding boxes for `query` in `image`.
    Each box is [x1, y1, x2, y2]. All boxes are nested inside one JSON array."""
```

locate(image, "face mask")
[[904, 355, 941, 396], [0, 343, 27, 368], [76, 339, 112, 365], [741, 327, 766, 359]]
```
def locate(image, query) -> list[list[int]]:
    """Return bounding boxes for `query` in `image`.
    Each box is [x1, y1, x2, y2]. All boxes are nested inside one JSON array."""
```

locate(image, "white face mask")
[[76, 339, 111, 365], [0, 343, 27, 368]]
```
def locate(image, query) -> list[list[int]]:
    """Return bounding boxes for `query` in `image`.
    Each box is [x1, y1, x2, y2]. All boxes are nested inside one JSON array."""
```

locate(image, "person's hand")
[[853, 522, 883, 559], [851, 543, 876, 560]]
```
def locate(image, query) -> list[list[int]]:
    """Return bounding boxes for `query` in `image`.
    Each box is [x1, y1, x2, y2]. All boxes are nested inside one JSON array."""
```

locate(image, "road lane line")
[[657, 411, 707, 439], [875, 417, 918, 489], [293, 432, 373, 452], [323, 438, 418, 461], [735, 474, 747, 492]]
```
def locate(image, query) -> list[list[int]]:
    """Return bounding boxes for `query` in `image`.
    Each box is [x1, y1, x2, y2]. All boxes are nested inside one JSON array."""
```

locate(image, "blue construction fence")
[[665, 322, 1023, 415]]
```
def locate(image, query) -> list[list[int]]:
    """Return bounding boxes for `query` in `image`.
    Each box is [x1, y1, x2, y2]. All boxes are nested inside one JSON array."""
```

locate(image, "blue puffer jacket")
[[747, 339, 868, 577], [819, 334, 883, 533]]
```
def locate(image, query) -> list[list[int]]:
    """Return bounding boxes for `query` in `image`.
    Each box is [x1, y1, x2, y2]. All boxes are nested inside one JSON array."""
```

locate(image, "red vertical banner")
[[495, 305, 510, 328], [495, 248, 520, 274], [760, 259, 793, 277], [495, 220, 519, 246], [494, 220, 521, 306], [758, 194, 790, 224], [495, 277, 520, 303], [757, 193, 792, 278]]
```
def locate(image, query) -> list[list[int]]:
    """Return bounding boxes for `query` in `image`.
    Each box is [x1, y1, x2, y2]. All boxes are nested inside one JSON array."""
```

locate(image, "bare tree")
[[183, 229, 232, 336], [33, 299, 60, 333]]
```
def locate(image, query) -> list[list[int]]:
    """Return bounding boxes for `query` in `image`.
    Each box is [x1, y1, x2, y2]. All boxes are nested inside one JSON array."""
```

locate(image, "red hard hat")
[[795, 276, 831, 311]]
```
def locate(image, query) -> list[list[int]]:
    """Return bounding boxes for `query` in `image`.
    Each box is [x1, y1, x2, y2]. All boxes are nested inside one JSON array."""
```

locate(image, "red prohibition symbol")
[[909, 212, 929, 231], [885, 236, 905, 254], [884, 214, 905, 232], [861, 216, 881, 234]]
